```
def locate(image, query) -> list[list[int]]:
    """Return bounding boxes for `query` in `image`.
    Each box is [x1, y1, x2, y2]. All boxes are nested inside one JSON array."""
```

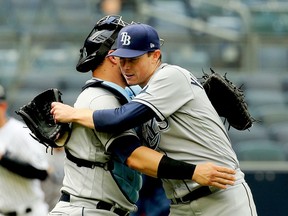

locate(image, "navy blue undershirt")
[[93, 101, 155, 133], [109, 135, 141, 163], [104, 102, 155, 162]]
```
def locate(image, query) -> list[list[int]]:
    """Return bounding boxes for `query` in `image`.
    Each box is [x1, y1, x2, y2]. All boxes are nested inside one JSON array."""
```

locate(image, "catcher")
[[51, 23, 258, 216], [17, 16, 237, 216]]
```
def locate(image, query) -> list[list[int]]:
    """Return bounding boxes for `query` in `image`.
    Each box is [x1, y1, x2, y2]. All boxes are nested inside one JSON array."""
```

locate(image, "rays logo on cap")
[[107, 23, 161, 58], [120, 32, 131, 45]]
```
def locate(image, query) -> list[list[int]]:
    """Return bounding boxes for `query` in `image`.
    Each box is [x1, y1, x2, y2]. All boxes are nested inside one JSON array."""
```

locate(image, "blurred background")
[[0, 0, 288, 215]]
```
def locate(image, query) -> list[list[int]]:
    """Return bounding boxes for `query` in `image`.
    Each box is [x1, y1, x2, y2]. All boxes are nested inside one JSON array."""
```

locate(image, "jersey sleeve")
[[2, 119, 49, 173], [13, 124, 49, 171], [133, 65, 200, 121]]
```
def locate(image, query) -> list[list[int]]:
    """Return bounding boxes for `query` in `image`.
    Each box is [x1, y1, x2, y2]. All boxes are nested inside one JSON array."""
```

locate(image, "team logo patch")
[[141, 118, 161, 150], [120, 32, 131, 45], [157, 119, 169, 131], [190, 75, 203, 89]]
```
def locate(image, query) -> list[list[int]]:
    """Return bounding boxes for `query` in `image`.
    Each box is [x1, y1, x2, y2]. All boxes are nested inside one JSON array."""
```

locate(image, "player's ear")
[[153, 50, 161, 62], [107, 50, 118, 64]]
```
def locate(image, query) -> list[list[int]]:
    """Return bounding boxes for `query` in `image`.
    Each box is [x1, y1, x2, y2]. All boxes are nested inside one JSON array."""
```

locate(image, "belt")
[[59, 192, 129, 216], [170, 186, 212, 204], [0, 208, 32, 216]]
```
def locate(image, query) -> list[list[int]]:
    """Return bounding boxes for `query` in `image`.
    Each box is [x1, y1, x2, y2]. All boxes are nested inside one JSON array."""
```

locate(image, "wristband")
[[157, 155, 196, 179]]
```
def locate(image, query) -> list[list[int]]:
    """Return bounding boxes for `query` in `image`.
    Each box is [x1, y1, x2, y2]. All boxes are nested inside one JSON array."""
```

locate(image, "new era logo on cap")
[[108, 23, 160, 58]]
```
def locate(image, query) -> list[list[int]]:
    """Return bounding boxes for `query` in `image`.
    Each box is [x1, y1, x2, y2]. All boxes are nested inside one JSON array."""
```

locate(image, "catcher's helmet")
[[76, 15, 128, 72]]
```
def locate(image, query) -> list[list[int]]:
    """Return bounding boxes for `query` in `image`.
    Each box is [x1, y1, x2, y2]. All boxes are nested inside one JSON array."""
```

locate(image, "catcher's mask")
[[76, 15, 128, 72]]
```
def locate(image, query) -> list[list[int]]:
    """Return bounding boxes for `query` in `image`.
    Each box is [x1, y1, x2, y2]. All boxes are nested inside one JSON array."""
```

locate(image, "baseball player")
[[49, 16, 236, 216], [52, 23, 258, 216], [41, 147, 65, 210], [0, 84, 49, 216]]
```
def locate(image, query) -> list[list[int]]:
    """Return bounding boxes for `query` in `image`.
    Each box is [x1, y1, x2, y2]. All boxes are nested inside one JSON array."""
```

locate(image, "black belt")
[[0, 208, 32, 216], [59, 192, 129, 216], [170, 186, 212, 204]]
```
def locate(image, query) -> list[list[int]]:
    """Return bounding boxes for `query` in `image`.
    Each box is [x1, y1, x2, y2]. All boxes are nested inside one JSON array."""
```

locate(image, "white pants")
[[1, 201, 48, 216], [29, 201, 49, 216], [169, 182, 257, 216]]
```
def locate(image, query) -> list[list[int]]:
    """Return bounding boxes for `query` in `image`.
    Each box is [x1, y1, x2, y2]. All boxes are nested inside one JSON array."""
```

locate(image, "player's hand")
[[51, 102, 76, 123], [192, 162, 236, 189], [51, 102, 95, 129]]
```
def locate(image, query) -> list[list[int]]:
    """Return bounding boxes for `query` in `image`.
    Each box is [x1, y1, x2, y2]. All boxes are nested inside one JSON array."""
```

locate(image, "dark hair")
[[147, 51, 162, 61]]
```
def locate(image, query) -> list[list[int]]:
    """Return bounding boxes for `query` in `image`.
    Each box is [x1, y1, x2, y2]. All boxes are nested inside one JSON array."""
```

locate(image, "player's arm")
[[0, 152, 49, 180], [130, 147, 236, 189], [51, 101, 154, 133], [109, 136, 235, 189], [51, 103, 236, 188]]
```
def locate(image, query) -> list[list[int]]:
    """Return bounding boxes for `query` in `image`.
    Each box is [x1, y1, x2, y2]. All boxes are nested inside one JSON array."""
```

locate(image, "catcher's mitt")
[[202, 68, 255, 130], [16, 88, 71, 149]]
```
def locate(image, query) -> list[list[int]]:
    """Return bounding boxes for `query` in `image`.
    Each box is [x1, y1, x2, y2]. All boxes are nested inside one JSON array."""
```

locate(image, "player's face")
[[119, 51, 160, 87], [0, 101, 8, 124]]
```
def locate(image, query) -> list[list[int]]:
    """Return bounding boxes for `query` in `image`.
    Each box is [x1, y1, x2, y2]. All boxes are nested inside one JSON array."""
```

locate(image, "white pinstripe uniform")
[[0, 118, 49, 216], [133, 63, 258, 216]]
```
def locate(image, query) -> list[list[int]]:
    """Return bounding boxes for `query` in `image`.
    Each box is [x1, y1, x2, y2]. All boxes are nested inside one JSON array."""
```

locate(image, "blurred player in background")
[[100, 0, 122, 15], [0, 84, 50, 216], [41, 147, 65, 211]]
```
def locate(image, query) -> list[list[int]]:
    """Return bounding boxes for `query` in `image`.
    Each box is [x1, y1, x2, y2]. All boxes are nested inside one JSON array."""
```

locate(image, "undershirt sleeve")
[[108, 135, 141, 163], [93, 101, 156, 133]]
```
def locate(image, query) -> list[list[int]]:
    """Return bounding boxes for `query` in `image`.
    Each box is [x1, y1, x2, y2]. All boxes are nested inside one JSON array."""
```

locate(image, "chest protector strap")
[[65, 148, 113, 170], [82, 79, 131, 104]]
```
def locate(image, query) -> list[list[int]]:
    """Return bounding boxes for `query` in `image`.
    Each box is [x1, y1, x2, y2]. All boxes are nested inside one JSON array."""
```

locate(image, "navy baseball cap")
[[108, 23, 161, 58]]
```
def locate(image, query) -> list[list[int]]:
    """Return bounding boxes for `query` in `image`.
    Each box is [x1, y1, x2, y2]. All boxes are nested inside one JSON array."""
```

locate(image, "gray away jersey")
[[61, 79, 140, 212], [133, 63, 240, 199]]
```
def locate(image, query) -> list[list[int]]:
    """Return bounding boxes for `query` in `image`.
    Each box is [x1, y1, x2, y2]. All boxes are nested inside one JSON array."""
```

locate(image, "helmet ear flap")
[[76, 48, 94, 72], [75, 58, 93, 73], [76, 51, 104, 73]]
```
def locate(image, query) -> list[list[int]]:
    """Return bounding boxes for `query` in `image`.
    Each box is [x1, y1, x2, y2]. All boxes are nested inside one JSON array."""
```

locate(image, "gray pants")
[[169, 182, 257, 216], [48, 201, 121, 216]]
